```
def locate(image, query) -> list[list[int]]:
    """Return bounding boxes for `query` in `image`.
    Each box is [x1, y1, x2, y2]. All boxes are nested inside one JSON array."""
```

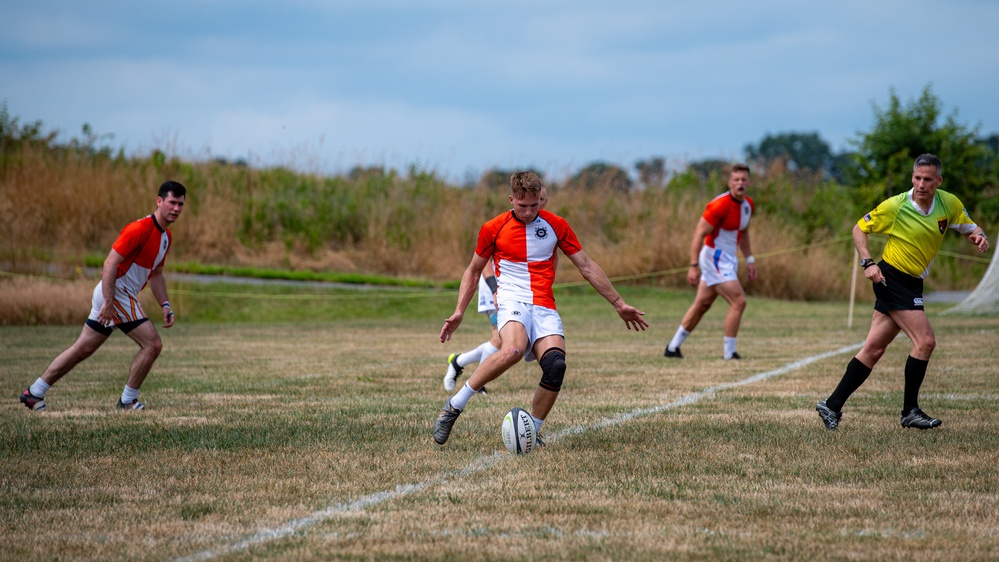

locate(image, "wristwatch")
[[860, 258, 876, 269]]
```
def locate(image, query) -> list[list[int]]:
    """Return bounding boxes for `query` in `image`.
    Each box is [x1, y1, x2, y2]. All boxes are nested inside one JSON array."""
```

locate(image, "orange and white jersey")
[[89, 215, 172, 326], [476, 209, 582, 310], [702, 192, 754, 258], [112, 214, 172, 295]]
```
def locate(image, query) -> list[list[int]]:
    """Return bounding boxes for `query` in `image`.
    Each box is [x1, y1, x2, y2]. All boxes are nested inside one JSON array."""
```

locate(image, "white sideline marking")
[[175, 342, 863, 561]]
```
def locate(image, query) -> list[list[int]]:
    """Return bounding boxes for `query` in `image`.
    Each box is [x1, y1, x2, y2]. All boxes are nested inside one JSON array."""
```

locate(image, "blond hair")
[[510, 171, 544, 198]]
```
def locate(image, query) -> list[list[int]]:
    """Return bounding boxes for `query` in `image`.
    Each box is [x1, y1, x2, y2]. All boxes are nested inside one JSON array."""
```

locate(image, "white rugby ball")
[[501, 407, 537, 454]]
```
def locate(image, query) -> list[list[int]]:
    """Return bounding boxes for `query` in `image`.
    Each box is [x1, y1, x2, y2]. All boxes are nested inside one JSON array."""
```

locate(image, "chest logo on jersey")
[[534, 226, 548, 239], [937, 218, 947, 234]]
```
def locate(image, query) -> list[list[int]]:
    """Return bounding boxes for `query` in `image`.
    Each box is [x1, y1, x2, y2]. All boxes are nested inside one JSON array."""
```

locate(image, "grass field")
[[2, 283, 998, 561]]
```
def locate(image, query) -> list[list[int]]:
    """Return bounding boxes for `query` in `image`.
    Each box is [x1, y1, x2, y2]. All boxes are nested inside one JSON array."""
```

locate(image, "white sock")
[[531, 415, 544, 433], [30, 378, 51, 398], [457, 341, 485, 366], [668, 326, 690, 351], [450, 382, 478, 410], [480, 343, 500, 363], [121, 385, 140, 404], [723, 337, 737, 358]]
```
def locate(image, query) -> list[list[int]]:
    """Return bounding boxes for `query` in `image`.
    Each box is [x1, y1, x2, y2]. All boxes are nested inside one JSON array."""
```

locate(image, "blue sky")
[[3, 0, 998, 182]]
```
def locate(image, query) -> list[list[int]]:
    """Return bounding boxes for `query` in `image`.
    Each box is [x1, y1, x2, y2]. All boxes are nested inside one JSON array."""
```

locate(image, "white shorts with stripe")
[[89, 281, 148, 328], [698, 245, 740, 287], [496, 300, 564, 362]]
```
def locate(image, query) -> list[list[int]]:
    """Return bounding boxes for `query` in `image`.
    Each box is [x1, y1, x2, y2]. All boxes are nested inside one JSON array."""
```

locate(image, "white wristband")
[[160, 301, 171, 309], [745, 256, 755, 264]]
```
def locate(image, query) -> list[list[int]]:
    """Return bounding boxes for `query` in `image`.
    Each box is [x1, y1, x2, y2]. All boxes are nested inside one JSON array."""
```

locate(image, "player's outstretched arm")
[[567, 250, 649, 331], [440, 252, 490, 343]]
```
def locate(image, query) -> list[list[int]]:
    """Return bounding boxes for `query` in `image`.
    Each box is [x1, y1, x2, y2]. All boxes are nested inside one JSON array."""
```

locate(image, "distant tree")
[[844, 84, 992, 211], [634, 157, 666, 189], [686, 159, 729, 182], [0, 100, 58, 152], [348, 165, 389, 181], [983, 133, 999, 154], [744, 131, 832, 173], [567, 162, 631, 192]]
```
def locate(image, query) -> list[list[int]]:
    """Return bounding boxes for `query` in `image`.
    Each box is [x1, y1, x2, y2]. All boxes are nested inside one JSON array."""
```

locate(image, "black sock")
[[903, 355, 929, 413], [826, 357, 873, 412]]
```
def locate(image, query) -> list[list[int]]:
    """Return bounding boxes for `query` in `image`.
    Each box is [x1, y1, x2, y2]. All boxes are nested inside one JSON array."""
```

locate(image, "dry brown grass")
[[2, 297, 998, 561], [4, 142, 987, 306], [0, 276, 94, 325]]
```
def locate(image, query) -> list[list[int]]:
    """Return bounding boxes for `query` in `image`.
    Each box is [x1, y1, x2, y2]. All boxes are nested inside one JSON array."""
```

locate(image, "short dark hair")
[[913, 153, 942, 176], [158, 180, 187, 199], [730, 163, 751, 176]]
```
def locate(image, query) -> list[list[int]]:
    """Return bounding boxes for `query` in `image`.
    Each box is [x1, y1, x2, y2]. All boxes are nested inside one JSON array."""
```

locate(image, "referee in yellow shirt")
[[816, 154, 990, 430]]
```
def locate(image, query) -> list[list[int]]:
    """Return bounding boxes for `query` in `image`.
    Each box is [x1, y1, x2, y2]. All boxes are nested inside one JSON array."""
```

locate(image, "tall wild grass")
[[1, 138, 990, 326]]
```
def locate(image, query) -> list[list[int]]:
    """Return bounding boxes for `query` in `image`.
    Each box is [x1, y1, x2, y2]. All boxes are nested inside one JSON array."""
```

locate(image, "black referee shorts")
[[872, 260, 924, 314]]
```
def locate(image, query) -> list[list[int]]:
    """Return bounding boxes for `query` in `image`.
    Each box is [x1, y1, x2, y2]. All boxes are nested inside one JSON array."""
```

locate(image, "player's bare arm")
[[440, 252, 491, 343], [148, 266, 174, 328], [567, 250, 649, 331], [739, 229, 758, 281], [853, 223, 884, 284], [97, 249, 126, 326], [687, 218, 713, 286]]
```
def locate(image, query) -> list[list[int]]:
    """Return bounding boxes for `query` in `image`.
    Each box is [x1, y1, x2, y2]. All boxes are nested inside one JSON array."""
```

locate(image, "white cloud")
[[2, 0, 998, 179]]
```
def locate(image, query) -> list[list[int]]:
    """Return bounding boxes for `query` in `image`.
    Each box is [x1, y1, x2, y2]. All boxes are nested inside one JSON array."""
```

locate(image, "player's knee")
[[865, 345, 887, 362], [501, 346, 522, 365], [538, 348, 566, 392], [915, 335, 936, 356], [145, 336, 164, 357]]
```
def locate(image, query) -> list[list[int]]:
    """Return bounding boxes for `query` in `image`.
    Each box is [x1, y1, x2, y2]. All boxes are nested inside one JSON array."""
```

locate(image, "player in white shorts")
[[433, 171, 647, 448], [665, 163, 757, 360], [442, 187, 550, 392], [495, 300, 564, 362]]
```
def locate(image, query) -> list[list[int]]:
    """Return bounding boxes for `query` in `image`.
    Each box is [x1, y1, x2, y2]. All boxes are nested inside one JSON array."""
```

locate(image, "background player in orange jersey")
[[20, 181, 187, 412], [664, 163, 757, 360], [433, 171, 648, 447]]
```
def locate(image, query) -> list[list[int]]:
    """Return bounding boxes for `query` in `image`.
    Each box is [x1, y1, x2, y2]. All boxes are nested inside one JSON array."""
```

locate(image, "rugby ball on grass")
[[502, 407, 537, 454]]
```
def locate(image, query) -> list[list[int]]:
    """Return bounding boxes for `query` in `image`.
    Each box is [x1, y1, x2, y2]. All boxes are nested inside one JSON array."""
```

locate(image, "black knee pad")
[[538, 348, 566, 392]]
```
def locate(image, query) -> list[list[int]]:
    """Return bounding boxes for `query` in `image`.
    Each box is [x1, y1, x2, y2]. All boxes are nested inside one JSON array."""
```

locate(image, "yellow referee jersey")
[[858, 188, 978, 279]]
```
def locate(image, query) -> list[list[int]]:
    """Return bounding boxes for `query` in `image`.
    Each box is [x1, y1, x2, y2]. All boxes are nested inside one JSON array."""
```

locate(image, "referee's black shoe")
[[816, 400, 842, 430], [900, 407, 941, 429]]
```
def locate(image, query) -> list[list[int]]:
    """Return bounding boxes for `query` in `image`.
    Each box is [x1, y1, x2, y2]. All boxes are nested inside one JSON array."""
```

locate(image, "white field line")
[[175, 341, 863, 562]]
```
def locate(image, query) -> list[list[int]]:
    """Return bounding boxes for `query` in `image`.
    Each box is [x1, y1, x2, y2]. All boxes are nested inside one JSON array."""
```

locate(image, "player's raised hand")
[[439, 312, 464, 343]]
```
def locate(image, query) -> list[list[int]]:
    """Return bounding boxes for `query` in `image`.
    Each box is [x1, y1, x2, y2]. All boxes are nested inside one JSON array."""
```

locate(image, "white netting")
[[945, 229, 999, 315]]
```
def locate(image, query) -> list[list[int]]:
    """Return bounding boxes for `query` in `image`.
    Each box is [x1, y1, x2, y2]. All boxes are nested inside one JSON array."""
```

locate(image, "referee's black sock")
[[826, 357, 873, 412], [903, 355, 929, 412]]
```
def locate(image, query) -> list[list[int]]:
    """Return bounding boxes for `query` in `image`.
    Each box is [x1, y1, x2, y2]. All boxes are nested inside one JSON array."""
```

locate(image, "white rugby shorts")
[[496, 300, 564, 362], [89, 281, 147, 327], [699, 245, 740, 287]]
